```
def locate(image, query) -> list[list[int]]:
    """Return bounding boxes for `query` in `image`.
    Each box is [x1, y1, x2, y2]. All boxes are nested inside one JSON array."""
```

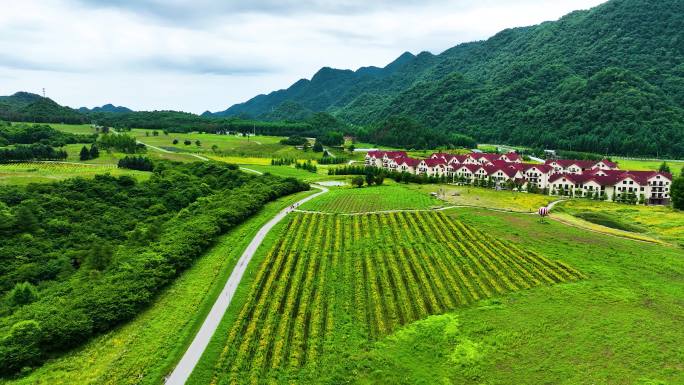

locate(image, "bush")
[[0, 320, 42, 374]]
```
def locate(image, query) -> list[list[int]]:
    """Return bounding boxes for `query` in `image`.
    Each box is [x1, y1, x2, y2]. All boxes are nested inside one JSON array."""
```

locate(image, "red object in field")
[[538, 206, 549, 217]]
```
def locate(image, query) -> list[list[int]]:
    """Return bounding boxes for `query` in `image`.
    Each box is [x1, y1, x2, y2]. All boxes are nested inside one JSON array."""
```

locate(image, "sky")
[[0, 0, 608, 114]]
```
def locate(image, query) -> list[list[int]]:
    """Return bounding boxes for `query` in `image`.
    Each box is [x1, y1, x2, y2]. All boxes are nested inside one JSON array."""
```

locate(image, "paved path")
[[238, 166, 263, 175], [164, 185, 328, 385], [546, 199, 567, 211]]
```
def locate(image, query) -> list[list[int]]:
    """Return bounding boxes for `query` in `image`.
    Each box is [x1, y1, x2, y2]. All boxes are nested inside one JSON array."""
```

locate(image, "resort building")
[[363, 150, 672, 205]]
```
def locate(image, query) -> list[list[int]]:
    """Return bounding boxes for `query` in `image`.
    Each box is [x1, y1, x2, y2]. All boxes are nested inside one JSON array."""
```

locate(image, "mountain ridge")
[[210, 0, 684, 157]]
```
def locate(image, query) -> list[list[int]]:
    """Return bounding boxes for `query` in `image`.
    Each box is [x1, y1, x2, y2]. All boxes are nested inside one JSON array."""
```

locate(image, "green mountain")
[[0, 92, 87, 124], [78, 104, 133, 114], [214, 0, 684, 157]]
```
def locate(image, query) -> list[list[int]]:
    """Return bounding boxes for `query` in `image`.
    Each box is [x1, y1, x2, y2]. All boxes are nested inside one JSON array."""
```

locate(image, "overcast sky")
[[0, 0, 607, 113]]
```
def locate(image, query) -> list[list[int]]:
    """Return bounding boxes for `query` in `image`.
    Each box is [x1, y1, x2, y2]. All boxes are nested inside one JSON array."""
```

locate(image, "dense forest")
[[215, 0, 684, 157], [0, 161, 308, 374]]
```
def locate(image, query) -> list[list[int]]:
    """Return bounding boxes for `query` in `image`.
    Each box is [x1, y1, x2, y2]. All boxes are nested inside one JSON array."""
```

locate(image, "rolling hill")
[[213, 0, 684, 157], [0, 92, 87, 124]]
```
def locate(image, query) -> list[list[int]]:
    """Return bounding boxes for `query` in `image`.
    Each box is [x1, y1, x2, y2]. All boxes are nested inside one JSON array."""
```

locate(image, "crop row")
[[212, 211, 582, 383]]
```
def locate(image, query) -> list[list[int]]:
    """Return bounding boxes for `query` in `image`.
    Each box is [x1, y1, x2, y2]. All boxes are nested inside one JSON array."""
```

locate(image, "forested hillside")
[[216, 0, 684, 157], [0, 93, 87, 124]]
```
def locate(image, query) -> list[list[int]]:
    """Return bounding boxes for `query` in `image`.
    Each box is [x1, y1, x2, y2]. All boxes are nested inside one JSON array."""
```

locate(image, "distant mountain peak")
[[78, 104, 133, 114]]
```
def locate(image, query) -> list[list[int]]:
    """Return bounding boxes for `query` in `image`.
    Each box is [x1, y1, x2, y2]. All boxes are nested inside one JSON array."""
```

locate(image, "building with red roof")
[[362, 149, 671, 204]]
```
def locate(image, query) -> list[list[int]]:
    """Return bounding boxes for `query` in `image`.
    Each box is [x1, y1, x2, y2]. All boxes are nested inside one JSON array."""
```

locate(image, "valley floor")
[[3, 126, 683, 384]]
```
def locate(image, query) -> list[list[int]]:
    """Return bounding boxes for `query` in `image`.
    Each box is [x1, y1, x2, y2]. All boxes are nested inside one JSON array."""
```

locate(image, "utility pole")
[[42, 88, 46, 98]]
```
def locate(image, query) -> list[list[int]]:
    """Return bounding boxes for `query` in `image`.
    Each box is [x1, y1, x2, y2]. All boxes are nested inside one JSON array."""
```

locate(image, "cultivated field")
[[197, 211, 582, 384], [300, 184, 443, 213], [0, 162, 150, 185]]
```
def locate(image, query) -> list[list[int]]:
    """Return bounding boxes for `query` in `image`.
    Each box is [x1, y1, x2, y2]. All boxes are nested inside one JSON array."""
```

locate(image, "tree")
[[303, 142, 310, 152], [85, 243, 113, 271], [79, 145, 91, 161], [173, 139, 179, 145], [365, 173, 375, 186], [313, 140, 324, 153], [6, 282, 38, 307], [195, 140, 201, 146], [152, 130, 159, 136], [14, 205, 38, 233], [0, 202, 15, 233], [352, 176, 364, 188], [671, 177, 684, 210], [211, 144, 219, 153], [89, 144, 99, 159], [320, 131, 344, 146], [184, 140, 191, 145], [659, 162, 671, 173], [375, 175, 385, 185], [348, 144, 355, 153]]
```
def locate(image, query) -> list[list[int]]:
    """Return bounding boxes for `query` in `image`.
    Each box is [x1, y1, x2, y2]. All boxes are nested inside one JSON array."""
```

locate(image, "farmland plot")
[[209, 211, 582, 384]]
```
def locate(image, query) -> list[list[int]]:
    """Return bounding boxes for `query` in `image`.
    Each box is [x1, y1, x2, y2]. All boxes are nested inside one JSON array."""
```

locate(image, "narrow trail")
[[164, 185, 328, 385]]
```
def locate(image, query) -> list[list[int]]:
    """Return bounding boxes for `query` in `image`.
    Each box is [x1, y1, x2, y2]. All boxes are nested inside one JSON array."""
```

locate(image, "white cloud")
[[0, 0, 608, 113]]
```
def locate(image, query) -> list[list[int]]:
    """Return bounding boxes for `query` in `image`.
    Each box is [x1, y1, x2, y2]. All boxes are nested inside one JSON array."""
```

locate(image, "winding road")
[[164, 184, 328, 385]]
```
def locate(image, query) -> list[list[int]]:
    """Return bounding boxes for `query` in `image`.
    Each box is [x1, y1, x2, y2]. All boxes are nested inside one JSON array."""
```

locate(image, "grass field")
[[410, 184, 557, 212], [554, 199, 684, 245], [0, 162, 150, 185], [613, 157, 684, 172], [300, 184, 443, 213], [131, 130, 345, 160], [192, 211, 581, 384], [45, 123, 97, 135], [0, 190, 316, 385], [229, 163, 337, 181]]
